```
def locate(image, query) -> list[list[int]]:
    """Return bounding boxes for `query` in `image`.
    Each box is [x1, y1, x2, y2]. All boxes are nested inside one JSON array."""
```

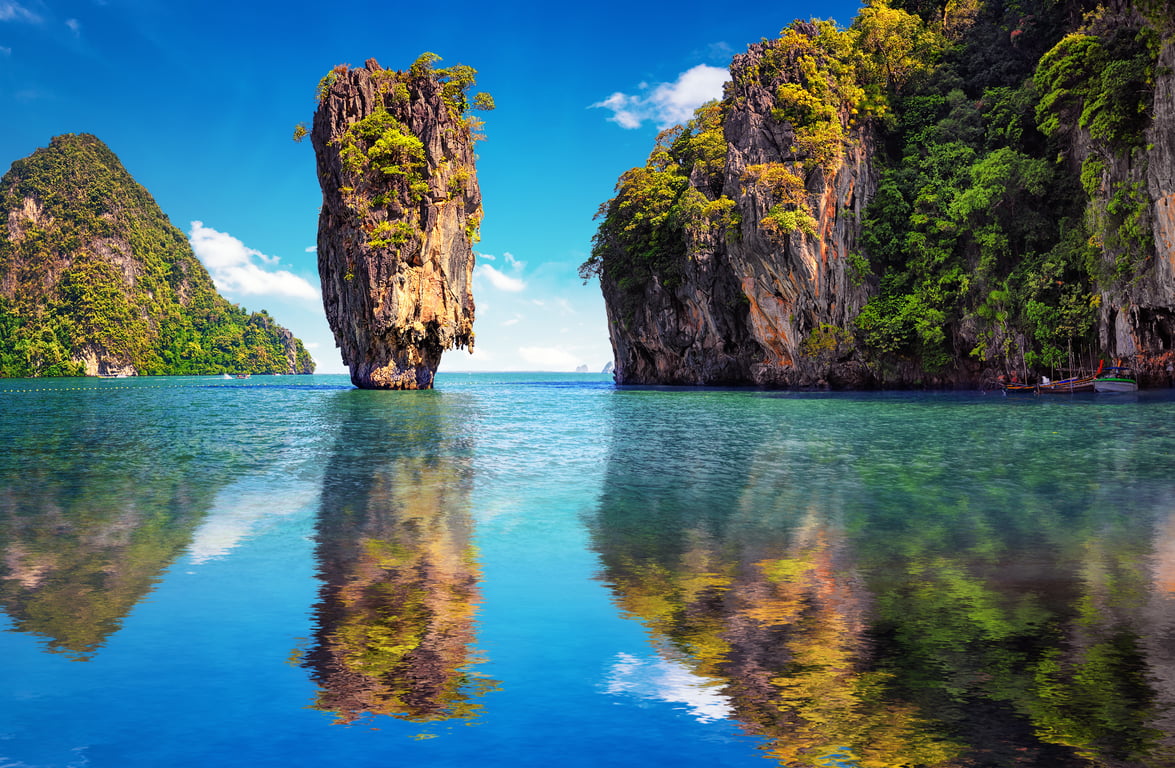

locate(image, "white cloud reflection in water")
[[603, 652, 733, 723], [186, 481, 318, 565]]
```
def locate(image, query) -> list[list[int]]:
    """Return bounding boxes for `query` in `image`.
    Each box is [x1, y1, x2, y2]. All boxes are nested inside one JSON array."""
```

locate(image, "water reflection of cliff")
[[589, 393, 1175, 767], [0, 397, 219, 659], [305, 391, 496, 725]]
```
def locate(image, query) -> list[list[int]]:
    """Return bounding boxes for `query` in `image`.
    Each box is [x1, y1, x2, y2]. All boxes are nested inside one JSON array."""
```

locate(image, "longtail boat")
[[1093, 366, 1137, 392], [1002, 361, 1103, 394]]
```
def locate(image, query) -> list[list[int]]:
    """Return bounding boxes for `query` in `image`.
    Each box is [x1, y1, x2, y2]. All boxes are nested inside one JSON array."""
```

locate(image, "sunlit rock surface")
[[312, 58, 482, 389]]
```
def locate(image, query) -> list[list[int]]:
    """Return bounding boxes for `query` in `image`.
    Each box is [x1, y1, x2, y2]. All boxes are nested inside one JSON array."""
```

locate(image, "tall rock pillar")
[[312, 56, 483, 389]]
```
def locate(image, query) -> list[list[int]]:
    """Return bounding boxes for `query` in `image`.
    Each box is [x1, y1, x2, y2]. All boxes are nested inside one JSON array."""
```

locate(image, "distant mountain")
[[0, 133, 314, 376]]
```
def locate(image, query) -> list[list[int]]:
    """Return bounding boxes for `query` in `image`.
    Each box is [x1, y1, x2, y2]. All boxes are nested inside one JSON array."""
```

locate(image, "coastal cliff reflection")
[[589, 392, 1175, 767], [305, 390, 496, 725]]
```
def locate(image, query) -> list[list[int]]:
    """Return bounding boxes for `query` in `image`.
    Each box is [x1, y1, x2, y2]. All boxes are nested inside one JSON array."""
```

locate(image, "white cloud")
[[64, 17, 79, 36], [593, 64, 730, 130], [188, 221, 319, 300], [304, 245, 316, 253], [604, 653, 733, 723], [477, 264, 526, 292], [0, 1, 40, 23], [0, 45, 10, 56], [474, 251, 527, 292], [518, 345, 582, 371]]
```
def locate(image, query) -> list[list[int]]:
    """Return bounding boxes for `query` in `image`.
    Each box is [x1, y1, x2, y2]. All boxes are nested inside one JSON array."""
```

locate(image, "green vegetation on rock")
[[580, 100, 731, 313], [855, 0, 1160, 376], [321, 55, 492, 258], [0, 133, 314, 377], [585, 0, 1170, 385]]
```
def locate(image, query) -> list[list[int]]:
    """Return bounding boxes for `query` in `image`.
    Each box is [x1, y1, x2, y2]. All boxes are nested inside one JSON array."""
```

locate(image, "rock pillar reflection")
[[304, 391, 495, 724]]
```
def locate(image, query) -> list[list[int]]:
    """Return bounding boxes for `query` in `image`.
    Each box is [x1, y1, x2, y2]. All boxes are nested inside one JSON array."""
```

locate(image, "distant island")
[[0, 133, 314, 377], [582, 0, 1174, 388]]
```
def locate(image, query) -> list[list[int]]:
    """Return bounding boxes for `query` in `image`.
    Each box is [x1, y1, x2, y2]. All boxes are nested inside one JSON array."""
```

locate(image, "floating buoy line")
[[1, 381, 308, 394]]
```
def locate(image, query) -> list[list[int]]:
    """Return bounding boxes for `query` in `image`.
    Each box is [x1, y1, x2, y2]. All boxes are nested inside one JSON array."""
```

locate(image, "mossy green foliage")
[[1035, 24, 1159, 148], [338, 109, 428, 201], [583, 13, 928, 318], [580, 102, 731, 306], [325, 54, 492, 255], [0, 134, 314, 377], [745, 162, 819, 239], [854, 0, 1162, 374], [1033, 12, 1159, 284]]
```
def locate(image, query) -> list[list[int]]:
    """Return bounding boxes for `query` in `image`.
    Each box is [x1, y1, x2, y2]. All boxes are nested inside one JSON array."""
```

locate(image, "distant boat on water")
[[1037, 373, 1098, 394], [234, 374, 251, 379], [1003, 373, 1097, 394]]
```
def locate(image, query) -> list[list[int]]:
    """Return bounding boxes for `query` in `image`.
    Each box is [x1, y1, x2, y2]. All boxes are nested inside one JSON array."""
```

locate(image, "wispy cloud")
[[0, 1, 41, 23], [474, 251, 526, 292], [186, 480, 318, 565], [64, 18, 79, 36], [593, 64, 730, 130], [478, 265, 525, 292], [188, 221, 319, 300]]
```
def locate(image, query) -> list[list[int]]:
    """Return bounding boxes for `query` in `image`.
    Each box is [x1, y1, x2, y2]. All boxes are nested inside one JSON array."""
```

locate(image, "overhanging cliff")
[[312, 55, 489, 390], [1091, 18, 1175, 383]]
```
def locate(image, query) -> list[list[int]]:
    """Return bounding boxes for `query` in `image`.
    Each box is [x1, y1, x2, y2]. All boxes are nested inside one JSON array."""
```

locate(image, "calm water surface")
[[3, 373, 1175, 767]]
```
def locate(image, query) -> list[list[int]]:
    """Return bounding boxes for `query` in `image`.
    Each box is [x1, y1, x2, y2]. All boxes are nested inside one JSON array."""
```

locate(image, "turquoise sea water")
[[3, 373, 1175, 767]]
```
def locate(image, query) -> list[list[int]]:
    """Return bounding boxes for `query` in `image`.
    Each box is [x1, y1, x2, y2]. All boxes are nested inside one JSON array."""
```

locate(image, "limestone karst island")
[[0, 134, 314, 378], [583, 0, 1175, 389], [311, 55, 489, 390]]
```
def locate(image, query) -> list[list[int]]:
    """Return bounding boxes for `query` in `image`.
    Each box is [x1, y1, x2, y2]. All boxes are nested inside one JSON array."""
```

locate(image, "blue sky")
[[1, 0, 863, 373]]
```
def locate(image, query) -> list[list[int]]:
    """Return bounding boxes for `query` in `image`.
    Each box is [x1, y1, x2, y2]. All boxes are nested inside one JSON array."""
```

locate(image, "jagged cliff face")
[[1096, 31, 1175, 383], [592, 3, 1175, 389], [0, 133, 314, 377], [725, 40, 876, 388], [312, 57, 482, 389], [592, 25, 875, 388]]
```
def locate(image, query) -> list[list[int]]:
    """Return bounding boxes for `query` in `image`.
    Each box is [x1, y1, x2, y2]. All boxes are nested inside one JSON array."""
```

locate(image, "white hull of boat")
[[1094, 379, 1138, 393]]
